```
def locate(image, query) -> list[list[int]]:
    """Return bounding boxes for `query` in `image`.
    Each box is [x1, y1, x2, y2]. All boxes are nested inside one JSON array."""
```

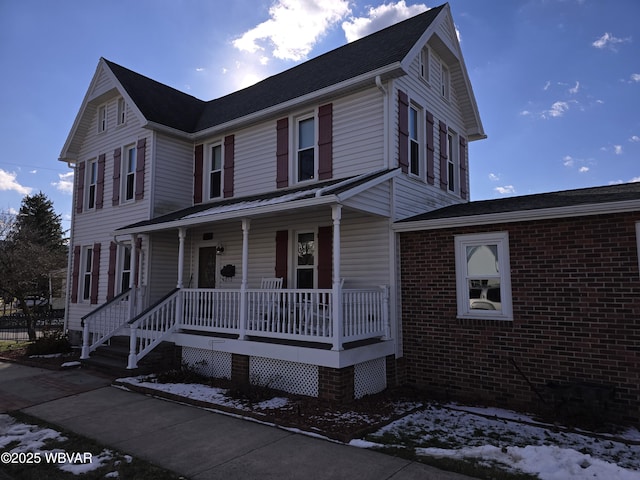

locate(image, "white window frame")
[[447, 130, 458, 194], [441, 63, 450, 99], [420, 46, 430, 82], [86, 159, 97, 210], [207, 142, 223, 200], [97, 104, 107, 133], [117, 98, 126, 126], [295, 113, 317, 183], [81, 246, 93, 302], [409, 104, 421, 177], [455, 232, 513, 320], [122, 144, 137, 202], [295, 230, 316, 289]]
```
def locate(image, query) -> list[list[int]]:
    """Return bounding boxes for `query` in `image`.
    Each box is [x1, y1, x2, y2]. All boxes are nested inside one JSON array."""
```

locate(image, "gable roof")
[[395, 182, 640, 231], [103, 4, 447, 134]]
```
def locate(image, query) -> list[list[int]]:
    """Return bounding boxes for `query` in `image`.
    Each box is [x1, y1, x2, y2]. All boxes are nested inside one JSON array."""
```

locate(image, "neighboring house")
[[395, 183, 640, 424], [59, 4, 485, 401]]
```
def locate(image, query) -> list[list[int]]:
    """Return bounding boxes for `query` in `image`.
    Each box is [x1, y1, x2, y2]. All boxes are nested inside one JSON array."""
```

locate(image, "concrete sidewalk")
[[0, 361, 476, 479]]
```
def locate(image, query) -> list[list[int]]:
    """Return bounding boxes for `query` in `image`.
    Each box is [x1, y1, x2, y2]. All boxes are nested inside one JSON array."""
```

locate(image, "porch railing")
[[179, 286, 389, 347], [127, 288, 181, 369], [80, 289, 133, 359]]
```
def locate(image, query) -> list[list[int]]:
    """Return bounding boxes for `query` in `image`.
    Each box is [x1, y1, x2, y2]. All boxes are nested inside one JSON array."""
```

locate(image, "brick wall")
[[399, 212, 640, 425], [319, 365, 354, 402]]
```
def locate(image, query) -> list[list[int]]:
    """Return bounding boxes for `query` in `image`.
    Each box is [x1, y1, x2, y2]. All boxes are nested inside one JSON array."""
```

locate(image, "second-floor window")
[[297, 116, 316, 182], [87, 159, 97, 210], [208, 144, 222, 199], [409, 106, 420, 176], [124, 144, 136, 202]]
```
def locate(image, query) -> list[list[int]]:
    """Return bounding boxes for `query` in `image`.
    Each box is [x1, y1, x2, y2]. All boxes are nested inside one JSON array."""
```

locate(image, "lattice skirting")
[[182, 347, 232, 379], [250, 357, 319, 397], [354, 357, 387, 399]]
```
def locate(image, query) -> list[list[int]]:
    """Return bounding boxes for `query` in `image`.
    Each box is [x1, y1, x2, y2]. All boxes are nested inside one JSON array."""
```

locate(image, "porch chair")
[[258, 277, 283, 331], [302, 278, 344, 337]]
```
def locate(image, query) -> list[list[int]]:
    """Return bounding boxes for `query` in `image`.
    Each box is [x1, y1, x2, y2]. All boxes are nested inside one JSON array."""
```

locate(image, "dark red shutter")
[[194, 144, 204, 204], [71, 246, 81, 303], [106, 242, 117, 301], [112, 147, 121, 206], [276, 118, 289, 188], [426, 112, 435, 185], [459, 137, 468, 199], [275, 230, 288, 288], [223, 135, 235, 198], [318, 104, 333, 180], [439, 121, 448, 190], [90, 242, 101, 304], [317, 226, 332, 289], [76, 161, 85, 214], [135, 138, 146, 200], [398, 91, 409, 174], [96, 154, 105, 209]]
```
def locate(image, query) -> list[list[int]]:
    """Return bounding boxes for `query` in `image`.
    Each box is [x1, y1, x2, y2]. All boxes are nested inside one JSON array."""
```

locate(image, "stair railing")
[[80, 289, 133, 360], [127, 288, 181, 369]]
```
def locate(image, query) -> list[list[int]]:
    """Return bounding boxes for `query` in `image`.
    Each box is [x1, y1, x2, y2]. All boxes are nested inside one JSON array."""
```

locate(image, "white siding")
[[233, 122, 277, 197], [153, 134, 193, 216], [333, 88, 385, 177], [343, 181, 391, 217], [393, 175, 461, 221]]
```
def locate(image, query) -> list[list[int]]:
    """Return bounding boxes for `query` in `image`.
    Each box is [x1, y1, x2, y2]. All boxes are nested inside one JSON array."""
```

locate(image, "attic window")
[[420, 46, 429, 82], [117, 98, 126, 126], [441, 64, 450, 99], [98, 105, 107, 133]]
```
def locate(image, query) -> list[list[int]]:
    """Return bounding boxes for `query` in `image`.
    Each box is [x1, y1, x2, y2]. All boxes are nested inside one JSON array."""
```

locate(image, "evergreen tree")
[[0, 192, 67, 340]]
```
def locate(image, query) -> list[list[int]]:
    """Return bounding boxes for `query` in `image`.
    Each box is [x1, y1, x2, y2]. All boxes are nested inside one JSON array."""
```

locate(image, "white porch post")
[[177, 228, 186, 288], [331, 204, 343, 351], [128, 234, 138, 319], [238, 218, 250, 340]]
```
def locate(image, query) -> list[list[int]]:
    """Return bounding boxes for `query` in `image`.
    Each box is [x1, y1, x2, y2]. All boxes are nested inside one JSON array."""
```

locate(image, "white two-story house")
[[59, 3, 484, 401]]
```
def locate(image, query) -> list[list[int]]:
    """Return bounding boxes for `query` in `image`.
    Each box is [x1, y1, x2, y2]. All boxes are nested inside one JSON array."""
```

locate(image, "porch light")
[[216, 244, 225, 255]]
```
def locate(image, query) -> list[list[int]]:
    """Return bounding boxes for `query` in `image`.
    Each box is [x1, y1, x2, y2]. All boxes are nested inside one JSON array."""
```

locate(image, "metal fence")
[[0, 311, 64, 341]]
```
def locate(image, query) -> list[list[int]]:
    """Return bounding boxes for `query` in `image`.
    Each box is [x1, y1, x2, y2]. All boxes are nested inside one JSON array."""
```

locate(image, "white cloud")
[[0, 169, 32, 195], [233, 0, 351, 61], [614, 145, 623, 155], [342, 1, 428, 42], [545, 101, 570, 118], [52, 171, 74, 194], [488, 173, 500, 181], [631, 73, 640, 82], [543, 81, 551, 91], [592, 32, 631, 50], [579, 166, 589, 173], [630, 177, 640, 183], [519, 110, 531, 116], [630, 135, 640, 143], [563, 155, 574, 167], [494, 185, 515, 195], [568, 81, 580, 94]]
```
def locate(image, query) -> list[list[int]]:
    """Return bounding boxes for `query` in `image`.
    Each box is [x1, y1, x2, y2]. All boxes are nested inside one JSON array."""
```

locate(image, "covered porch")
[[81, 171, 399, 373]]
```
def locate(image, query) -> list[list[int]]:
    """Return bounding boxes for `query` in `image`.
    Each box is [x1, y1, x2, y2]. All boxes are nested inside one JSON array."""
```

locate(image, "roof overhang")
[[115, 169, 399, 237], [393, 199, 640, 232]]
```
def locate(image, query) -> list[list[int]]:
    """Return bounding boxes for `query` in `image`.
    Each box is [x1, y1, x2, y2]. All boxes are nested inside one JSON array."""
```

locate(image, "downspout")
[[375, 75, 389, 170]]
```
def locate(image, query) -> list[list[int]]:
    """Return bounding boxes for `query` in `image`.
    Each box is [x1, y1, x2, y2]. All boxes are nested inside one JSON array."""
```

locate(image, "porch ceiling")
[[115, 168, 399, 236]]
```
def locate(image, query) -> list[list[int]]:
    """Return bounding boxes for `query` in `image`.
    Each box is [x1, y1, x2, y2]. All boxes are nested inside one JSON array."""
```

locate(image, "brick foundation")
[[318, 365, 354, 402], [231, 354, 250, 387]]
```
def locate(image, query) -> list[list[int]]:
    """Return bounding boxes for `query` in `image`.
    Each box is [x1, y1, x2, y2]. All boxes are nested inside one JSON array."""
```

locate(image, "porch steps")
[[80, 336, 179, 377]]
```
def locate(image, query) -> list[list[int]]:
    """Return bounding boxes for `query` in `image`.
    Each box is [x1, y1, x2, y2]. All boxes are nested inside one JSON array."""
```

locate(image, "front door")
[[198, 246, 217, 288]]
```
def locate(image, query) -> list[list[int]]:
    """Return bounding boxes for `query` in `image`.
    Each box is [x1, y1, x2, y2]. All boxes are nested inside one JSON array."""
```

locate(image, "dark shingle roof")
[[106, 5, 445, 134], [398, 182, 640, 223]]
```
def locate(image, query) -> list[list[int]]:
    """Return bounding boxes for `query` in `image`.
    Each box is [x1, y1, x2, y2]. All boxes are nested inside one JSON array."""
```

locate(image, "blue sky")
[[1, 0, 639, 233]]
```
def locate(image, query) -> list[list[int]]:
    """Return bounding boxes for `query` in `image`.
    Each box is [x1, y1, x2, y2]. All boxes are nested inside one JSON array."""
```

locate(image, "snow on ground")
[[361, 403, 640, 480], [0, 414, 121, 476], [119, 376, 640, 480]]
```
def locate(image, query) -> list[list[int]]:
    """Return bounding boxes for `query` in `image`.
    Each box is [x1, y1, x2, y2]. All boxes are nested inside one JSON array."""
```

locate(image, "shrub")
[[26, 330, 72, 356]]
